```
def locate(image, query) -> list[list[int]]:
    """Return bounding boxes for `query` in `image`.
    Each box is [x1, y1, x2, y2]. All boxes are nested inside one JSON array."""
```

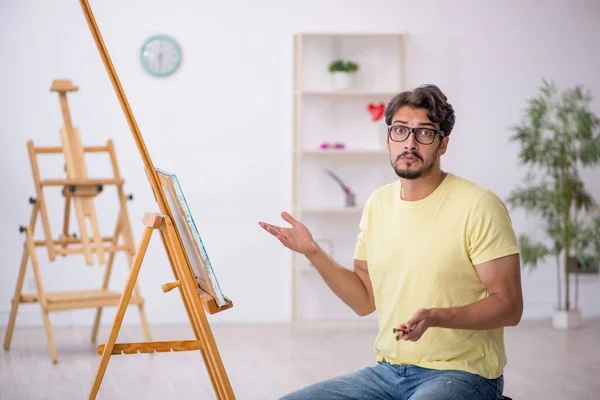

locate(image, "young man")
[[259, 84, 523, 399]]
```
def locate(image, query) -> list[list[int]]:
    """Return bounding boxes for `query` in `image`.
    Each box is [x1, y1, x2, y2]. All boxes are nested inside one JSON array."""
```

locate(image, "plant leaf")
[[517, 234, 551, 269]]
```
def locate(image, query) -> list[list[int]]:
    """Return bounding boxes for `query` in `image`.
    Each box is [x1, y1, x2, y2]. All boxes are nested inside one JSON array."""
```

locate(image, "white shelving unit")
[[292, 33, 411, 324]]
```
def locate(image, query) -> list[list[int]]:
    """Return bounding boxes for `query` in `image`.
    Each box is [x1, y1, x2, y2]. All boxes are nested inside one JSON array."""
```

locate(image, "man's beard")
[[391, 149, 439, 180]]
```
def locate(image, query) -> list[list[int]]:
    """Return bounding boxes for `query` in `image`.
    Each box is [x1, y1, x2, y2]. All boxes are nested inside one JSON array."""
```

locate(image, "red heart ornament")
[[367, 103, 385, 122]]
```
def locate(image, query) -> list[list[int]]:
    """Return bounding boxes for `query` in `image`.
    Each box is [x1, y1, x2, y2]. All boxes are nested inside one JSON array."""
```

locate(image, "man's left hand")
[[394, 308, 435, 342]]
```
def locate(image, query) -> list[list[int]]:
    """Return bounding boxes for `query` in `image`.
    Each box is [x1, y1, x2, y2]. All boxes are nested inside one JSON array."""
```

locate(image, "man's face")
[[387, 105, 448, 180]]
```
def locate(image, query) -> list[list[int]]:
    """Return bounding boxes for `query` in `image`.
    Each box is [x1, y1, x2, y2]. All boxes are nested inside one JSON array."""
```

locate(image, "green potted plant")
[[328, 59, 359, 90], [507, 80, 600, 329]]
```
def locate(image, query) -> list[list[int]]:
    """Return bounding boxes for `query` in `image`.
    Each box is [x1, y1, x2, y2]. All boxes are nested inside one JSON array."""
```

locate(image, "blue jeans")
[[280, 360, 504, 400]]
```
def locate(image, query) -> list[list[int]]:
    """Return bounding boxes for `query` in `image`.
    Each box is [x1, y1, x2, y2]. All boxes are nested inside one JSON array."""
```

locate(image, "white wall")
[[1, 0, 599, 327]]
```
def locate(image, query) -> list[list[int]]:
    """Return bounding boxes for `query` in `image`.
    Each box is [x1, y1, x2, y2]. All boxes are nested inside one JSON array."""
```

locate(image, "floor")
[[1, 318, 600, 399]]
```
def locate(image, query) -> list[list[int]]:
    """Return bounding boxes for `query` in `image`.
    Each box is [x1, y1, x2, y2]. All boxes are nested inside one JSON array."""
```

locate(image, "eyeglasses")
[[387, 124, 448, 145]]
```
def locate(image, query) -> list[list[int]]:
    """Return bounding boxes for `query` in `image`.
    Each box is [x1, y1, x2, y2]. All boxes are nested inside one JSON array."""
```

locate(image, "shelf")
[[298, 149, 387, 156], [296, 32, 407, 38], [292, 32, 409, 323]]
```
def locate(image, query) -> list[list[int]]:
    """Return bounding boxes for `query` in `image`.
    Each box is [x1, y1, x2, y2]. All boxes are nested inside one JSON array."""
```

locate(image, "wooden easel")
[[89, 212, 234, 399], [3, 79, 151, 363], [77, 0, 236, 399]]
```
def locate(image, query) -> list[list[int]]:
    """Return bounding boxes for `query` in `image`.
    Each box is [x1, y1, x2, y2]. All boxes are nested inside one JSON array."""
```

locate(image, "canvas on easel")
[[3, 79, 151, 364], [76, 0, 236, 399], [157, 168, 228, 307]]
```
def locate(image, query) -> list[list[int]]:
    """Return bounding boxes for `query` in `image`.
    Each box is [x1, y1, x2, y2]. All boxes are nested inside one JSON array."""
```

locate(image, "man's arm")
[[430, 253, 523, 329], [398, 253, 522, 341], [258, 210, 375, 317], [307, 245, 375, 316]]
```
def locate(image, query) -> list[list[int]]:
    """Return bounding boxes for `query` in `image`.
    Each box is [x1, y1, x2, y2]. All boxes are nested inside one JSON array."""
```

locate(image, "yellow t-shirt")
[[353, 172, 519, 379]]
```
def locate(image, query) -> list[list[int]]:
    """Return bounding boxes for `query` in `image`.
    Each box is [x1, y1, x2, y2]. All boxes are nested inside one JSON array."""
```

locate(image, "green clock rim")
[[140, 34, 182, 77]]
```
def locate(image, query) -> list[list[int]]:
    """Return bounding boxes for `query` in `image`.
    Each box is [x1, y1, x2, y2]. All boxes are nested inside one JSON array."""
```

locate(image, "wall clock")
[[140, 34, 182, 77]]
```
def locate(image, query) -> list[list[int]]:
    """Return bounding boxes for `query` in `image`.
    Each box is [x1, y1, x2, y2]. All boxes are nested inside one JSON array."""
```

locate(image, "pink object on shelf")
[[320, 142, 346, 150]]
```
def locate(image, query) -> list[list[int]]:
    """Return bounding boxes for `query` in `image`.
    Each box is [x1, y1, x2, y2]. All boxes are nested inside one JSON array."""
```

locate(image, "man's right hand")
[[258, 211, 317, 257], [260, 211, 375, 316]]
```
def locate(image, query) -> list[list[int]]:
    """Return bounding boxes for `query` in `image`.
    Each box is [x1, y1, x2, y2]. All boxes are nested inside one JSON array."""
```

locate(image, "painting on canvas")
[[156, 167, 227, 307]]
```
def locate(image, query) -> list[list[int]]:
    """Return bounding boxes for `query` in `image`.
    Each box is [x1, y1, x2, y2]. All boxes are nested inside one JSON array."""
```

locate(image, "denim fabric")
[[280, 360, 504, 400]]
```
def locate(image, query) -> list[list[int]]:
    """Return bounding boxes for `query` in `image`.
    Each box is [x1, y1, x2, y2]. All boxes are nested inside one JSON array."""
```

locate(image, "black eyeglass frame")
[[386, 124, 449, 145]]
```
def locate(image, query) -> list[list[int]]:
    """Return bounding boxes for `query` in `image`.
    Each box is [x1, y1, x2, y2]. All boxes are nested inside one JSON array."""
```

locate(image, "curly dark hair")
[[384, 84, 456, 135]]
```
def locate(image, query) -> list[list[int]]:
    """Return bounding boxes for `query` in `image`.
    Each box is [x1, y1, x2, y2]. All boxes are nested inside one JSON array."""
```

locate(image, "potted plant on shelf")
[[507, 79, 600, 329], [328, 59, 359, 90]]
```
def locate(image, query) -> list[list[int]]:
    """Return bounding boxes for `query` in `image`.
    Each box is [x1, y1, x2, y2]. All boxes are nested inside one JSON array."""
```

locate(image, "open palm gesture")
[[259, 212, 316, 256]]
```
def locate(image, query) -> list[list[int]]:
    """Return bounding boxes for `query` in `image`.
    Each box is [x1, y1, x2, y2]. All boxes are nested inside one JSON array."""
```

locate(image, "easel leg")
[[3, 242, 29, 351], [193, 311, 230, 400], [91, 211, 121, 343], [26, 228, 58, 363], [89, 225, 154, 400], [130, 250, 152, 342], [163, 220, 233, 399], [27, 141, 56, 261], [91, 205, 152, 344], [116, 190, 151, 341], [158, 230, 219, 395], [90, 248, 117, 344]]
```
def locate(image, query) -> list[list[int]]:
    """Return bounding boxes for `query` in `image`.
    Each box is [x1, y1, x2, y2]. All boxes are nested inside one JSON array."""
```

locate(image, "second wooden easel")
[[3, 79, 151, 364]]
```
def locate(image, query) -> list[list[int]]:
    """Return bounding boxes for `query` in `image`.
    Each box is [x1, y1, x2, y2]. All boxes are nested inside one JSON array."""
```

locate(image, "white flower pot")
[[552, 308, 582, 329], [331, 72, 353, 90]]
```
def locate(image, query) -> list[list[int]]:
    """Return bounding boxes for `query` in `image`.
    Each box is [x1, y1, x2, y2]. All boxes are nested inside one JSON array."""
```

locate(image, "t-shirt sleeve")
[[467, 190, 520, 265], [353, 195, 372, 261]]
